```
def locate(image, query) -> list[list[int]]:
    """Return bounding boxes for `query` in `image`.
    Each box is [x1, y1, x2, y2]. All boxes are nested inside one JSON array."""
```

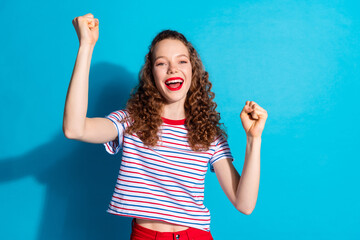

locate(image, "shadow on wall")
[[0, 62, 137, 240]]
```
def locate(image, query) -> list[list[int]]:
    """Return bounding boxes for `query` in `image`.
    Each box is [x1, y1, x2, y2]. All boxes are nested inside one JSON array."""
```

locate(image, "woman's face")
[[152, 39, 192, 105]]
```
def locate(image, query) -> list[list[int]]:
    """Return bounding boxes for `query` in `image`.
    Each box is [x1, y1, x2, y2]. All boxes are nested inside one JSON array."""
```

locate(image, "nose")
[[167, 62, 178, 74]]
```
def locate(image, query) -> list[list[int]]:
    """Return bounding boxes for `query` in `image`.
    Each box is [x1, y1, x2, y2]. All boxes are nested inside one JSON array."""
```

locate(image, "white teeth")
[[166, 80, 184, 84]]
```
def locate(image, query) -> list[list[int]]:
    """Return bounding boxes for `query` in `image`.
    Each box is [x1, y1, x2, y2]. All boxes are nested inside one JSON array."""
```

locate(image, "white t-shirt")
[[103, 109, 234, 232]]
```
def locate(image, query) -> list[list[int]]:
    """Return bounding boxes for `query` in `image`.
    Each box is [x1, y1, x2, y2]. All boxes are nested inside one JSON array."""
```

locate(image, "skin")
[[152, 38, 192, 120], [137, 40, 268, 231], [63, 13, 268, 233], [212, 101, 266, 216]]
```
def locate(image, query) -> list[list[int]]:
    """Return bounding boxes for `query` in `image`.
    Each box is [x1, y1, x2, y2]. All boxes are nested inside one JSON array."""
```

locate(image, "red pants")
[[130, 218, 214, 240]]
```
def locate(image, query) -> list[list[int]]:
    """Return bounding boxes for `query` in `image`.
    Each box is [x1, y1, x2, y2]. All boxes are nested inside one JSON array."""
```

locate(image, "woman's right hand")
[[72, 13, 99, 46]]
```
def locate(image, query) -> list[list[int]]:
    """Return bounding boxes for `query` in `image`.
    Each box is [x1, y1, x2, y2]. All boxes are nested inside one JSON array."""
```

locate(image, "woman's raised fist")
[[72, 13, 99, 46]]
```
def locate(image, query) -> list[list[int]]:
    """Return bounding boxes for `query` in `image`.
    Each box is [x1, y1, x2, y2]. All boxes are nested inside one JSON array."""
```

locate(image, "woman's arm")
[[63, 43, 93, 139], [213, 101, 267, 214], [212, 137, 260, 215], [63, 13, 117, 143], [235, 136, 261, 214]]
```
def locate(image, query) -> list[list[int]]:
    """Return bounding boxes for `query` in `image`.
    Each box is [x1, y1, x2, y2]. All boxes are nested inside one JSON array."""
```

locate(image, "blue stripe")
[[124, 145, 206, 168], [113, 191, 207, 210], [103, 111, 235, 232], [125, 148, 207, 168], [108, 114, 119, 122], [110, 200, 210, 218], [156, 147, 211, 160], [121, 110, 130, 129], [161, 134, 188, 144], [123, 141, 210, 162], [104, 144, 114, 154], [124, 136, 214, 160], [116, 182, 204, 202], [122, 152, 206, 177], [120, 165, 204, 185], [161, 127, 187, 135], [211, 154, 233, 164], [109, 110, 129, 129], [105, 117, 122, 154], [107, 207, 210, 227], [119, 172, 204, 194]]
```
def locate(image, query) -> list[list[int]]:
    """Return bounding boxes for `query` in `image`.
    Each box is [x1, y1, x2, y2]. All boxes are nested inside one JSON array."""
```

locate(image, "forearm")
[[235, 136, 261, 214], [63, 44, 94, 138]]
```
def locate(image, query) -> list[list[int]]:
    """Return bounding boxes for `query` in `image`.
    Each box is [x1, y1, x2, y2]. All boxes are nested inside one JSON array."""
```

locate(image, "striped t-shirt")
[[103, 109, 234, 232]]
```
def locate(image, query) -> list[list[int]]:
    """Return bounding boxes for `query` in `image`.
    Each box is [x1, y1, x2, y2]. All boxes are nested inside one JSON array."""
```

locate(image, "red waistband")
[[131, 218, 212, 239]]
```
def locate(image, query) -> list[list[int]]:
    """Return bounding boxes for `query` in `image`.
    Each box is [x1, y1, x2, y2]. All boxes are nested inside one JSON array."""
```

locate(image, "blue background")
[[1, 0, 359, 239]]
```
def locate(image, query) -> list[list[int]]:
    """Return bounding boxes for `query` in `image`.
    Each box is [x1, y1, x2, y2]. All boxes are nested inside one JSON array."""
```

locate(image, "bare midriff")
[[135, 218, 190, 232]]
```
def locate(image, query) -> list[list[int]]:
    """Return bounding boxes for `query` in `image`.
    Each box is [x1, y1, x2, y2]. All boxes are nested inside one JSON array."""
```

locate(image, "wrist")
[[79, 43, 95, 50], [246, 135, 262, 142], [78, 44, 95, 57]]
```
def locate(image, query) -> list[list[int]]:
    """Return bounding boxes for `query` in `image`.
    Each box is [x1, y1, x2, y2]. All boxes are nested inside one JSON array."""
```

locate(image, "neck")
[[161, 100, 186, 120]]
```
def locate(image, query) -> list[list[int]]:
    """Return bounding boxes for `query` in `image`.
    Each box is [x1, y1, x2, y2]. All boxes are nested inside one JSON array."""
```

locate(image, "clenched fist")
[[240, 101, 268, 138], [72, 13, 99, 46]]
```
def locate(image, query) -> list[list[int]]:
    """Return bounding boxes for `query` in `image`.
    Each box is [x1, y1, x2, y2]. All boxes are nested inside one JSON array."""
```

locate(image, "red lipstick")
[[165, 77, 184, 91]]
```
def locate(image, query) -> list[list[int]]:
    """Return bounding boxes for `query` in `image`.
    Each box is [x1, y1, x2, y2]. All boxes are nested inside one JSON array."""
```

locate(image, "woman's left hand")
[[240, 101, 268, 138]]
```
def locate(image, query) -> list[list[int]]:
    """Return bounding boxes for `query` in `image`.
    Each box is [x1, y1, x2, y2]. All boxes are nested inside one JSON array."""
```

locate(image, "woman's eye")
[[156, 63, 164, 66], [180, 61, 187, 64]]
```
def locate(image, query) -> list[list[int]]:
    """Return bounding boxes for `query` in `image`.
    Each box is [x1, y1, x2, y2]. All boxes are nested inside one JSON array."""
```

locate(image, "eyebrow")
[[154, 54, 189, 61]]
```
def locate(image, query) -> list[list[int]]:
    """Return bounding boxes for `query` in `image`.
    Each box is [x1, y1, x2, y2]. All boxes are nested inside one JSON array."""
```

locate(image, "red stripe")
[[112, 111, 124, 120], [162, 131, 188, 139], [161, 140, 190, 148], [125, 140, 209, 164], [161, 117, 186, 125], [129, 134, 213, 156], [105, 142, 114, 153], [106, 211, 211, 231], [158, 144, 213, 156], [122, 149, 206, 173], [112, 195, 208, 213], [217, 140, 227, 146], [214, 135, 222, 143], [121, 159, 203, 181], [115, 186, 204, 206], [154, 152, 208, 165], [125, 139, 212, 158], [160, 140, 216, 153], [109, 203, 210, 221], [162, 124, 187, 131], [214, 148, 230, 155], [120, 169, 204, 190], [119, 178, 203, 198], [108, 115, 119, 122]]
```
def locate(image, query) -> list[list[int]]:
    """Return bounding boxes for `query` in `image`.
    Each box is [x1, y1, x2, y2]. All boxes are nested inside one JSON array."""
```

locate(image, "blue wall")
[[1, 0, 359, 239]]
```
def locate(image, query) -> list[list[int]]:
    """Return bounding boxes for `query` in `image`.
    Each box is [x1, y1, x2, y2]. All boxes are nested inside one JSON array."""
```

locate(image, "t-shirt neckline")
[[161, 117, 186, 125]]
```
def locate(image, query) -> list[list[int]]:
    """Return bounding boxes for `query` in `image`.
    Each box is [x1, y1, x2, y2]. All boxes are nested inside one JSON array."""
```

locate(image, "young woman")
[[64, 13, 267, 240]]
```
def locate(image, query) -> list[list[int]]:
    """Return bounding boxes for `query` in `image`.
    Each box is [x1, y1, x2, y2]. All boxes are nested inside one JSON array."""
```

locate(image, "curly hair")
[[123, 29, 227, 151]]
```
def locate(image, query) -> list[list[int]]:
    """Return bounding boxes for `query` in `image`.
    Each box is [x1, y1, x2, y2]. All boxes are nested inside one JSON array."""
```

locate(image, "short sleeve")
[[103, 110, 129, 155], [209, 134, 234, 173]]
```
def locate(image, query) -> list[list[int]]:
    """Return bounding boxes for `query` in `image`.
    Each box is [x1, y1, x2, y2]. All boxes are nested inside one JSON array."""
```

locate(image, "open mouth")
[[165, 77, 184, 91]]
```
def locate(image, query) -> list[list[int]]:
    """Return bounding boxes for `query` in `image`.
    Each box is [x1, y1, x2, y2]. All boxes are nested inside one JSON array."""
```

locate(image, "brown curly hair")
[[123, 29, 227, 151]]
